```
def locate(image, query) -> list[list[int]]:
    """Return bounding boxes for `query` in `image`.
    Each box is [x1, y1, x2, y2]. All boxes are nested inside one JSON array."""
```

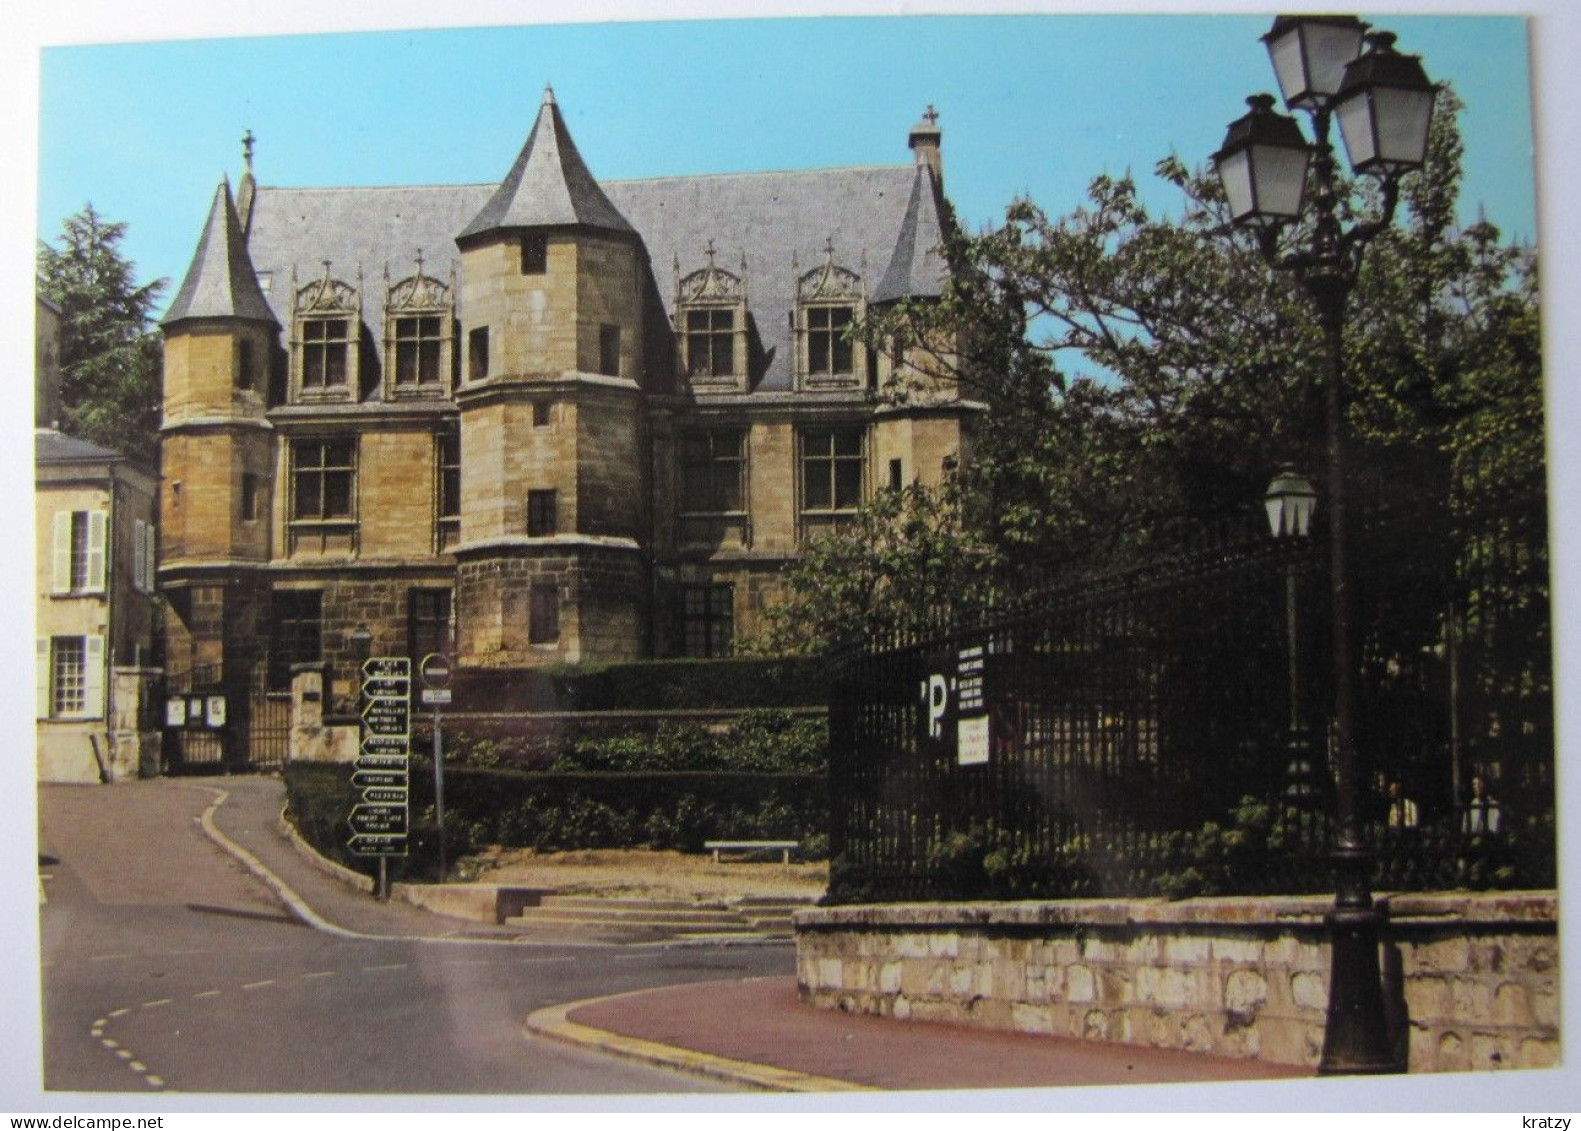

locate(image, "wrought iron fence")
[[827, 460, 1553, 903]]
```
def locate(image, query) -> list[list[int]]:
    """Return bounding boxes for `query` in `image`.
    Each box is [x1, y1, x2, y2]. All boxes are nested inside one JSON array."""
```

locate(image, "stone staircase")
[[503, 893, 814, 941]]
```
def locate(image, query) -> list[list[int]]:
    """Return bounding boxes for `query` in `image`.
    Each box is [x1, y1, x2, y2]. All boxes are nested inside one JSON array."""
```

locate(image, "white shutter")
[[36, 638, 51, 719], [84, 635, 106, 719], [86, 511, 108, 593], [133, 520, 148, 592], [145, 525, 158, 593], [52, 512, 72, 593]]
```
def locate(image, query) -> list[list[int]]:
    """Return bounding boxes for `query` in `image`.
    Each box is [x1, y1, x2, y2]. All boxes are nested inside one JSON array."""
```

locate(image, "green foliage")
[[283, 759, 829, 880], [37, 205, 166, 465], [852, 87, 1540, 586], [750, 480, 998, 654], [453, 656, 828, 711]]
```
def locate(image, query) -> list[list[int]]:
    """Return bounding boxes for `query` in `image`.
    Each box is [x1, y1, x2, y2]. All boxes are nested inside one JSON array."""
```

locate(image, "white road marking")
[[129, 1061, 146, 1073], [115, 1049, 132, 1061], [109, 1008, 130, 1018], [302, 970, 336, 979], [241, 980, 275, 990], [194, 989, 221, 999], [142, 998, 172, 1008], [100, 1039, 119, 1050], [361, 963, 407, 973], [145, 1076, 164, 1088]]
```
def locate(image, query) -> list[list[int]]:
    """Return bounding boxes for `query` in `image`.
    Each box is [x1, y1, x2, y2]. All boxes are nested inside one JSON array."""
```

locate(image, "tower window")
[[468, 327, 490, 381], [241, 473, 259, 521], [527, 489, 558, 538], [237, 339, 256, 390], [521, 234, 548, 275], [529, 583, 560, 644], [598, 324, 621, 377]]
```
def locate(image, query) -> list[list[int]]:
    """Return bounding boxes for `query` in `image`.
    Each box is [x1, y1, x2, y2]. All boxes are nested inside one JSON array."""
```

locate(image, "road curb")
[[525, 984, 875, 1093]]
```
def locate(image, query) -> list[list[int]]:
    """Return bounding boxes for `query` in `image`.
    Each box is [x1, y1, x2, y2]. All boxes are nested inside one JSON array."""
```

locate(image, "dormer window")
[[794, 242, 867, 391], [674, 244, 748, 393], [291, 265, 361, 402], [302, 318, 350, 389], [383, 261, 454, 398]]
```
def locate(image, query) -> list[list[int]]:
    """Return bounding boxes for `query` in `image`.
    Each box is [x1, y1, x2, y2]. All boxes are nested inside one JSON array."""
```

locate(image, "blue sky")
[[34, 13, 1537, 318]]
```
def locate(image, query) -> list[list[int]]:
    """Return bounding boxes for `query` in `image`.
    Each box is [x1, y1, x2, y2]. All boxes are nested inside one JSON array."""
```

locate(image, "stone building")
[[36, 295, 161, 783], [157, 89, 975, 712]]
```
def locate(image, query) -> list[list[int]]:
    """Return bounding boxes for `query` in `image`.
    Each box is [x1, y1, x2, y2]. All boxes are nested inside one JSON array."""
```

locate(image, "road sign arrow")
[[351, 769, 407, 790], [361, 733, 409, 752], [355, 751, 408, 770], [348, 832, 407, 857], [360, 787, 408, 805], [349, 805, 407, 836], [362, 657, 411, 680]]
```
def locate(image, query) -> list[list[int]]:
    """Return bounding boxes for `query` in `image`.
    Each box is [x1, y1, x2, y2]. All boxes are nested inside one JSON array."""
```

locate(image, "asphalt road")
[[37, 780, 790, 1096]]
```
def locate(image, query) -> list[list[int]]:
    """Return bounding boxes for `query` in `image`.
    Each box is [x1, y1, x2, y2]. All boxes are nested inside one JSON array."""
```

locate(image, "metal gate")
[[161, 664, 291, 774]]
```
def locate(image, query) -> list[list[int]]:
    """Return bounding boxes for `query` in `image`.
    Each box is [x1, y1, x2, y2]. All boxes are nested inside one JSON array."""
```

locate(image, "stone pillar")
[[109, 666, 163, 781], [290, 664, 357, 763]]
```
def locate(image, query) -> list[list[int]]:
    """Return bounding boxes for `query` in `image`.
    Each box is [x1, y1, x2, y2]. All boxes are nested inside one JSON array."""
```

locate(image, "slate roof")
[[237, 102, 946, 393], [872, 162, 949, 305], [458, 87, 635, 241], [163, 179, 278, 328], [36, 428, 125, 464]]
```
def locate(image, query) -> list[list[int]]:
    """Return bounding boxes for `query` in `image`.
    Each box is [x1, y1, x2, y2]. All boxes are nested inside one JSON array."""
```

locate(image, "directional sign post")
[[348, 656, 411, 900]]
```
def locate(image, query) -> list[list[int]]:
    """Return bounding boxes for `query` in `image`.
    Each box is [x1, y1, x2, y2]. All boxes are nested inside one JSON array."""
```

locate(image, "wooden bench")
[[704, 839, 800, 865]]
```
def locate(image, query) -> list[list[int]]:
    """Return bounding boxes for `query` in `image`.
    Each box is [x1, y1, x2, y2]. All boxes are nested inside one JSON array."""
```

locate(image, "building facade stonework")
[[157, 91, 974, 701]]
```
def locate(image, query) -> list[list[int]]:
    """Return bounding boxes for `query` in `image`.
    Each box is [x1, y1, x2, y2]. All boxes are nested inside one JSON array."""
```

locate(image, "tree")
[[37, 205, 166, 465], [750, 480, 997, 655], [861, 86, 1539, 578], [768, 87, 1542, 658]]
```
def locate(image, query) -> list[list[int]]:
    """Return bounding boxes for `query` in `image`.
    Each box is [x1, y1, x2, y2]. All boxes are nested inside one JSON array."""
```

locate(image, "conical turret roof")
[[872, 160, 949, 304], [458, 86, 635, 242], [162, 178, 277, 327]]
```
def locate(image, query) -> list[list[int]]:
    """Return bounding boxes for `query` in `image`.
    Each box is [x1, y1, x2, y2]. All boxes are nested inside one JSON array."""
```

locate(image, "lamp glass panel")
[[1336, 94, 1379, 169], [1250, 143, 1310, 219], [1268, 31, 1309, 106], [1265, 496, 1287, 537], [1303, 23, 1367, 100], [1375, 87, 1435, 168], [1217, 149, 1256, 221]]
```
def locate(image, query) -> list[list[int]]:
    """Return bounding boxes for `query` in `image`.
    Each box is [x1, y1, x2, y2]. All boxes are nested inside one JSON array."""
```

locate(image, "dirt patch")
[[458, 845, 829, 903]]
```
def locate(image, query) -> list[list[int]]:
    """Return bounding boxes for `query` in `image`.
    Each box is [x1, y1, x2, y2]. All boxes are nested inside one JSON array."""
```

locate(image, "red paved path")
[[569, 976, 1312, 1092]]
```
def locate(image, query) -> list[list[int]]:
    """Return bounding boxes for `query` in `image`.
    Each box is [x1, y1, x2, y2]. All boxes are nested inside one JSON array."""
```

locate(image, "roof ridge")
[[252, 163, 913, 195]]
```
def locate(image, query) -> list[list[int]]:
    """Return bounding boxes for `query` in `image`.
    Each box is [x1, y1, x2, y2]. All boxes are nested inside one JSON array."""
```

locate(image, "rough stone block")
[[1470, 1031, 1508, 1071], [1224, 968, 1269, 1021], [1164, 936, 1213, 965], [1083, 1010, 1109, 1040], [1290, 971, 1327, 1012], [879, 961, 902, 995], [1011, 1002, 1055, 1034], [1067, 964, 1095, 1004], [1492, 982, 1533, 1027], [1213, 937, 1265, 964], [1403, 975, 1452, 1021], [1516, 1037, 1560, 1069], [1436, 1030, 1469, 1072], [816, 957, 844, 991]]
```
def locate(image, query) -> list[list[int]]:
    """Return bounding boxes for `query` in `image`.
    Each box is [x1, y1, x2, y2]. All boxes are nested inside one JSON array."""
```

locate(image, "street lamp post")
[[1215, 15, 1436, 1075], [1265, 470, 1319, 805]]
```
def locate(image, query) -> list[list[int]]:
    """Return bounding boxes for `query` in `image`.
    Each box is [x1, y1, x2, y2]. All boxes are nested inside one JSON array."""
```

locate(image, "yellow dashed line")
[[145, 1076, 164, 1088], [129, 1061, 146, 1073], [241, 980, 275, 990], [115, 1049, 132, 1061], [100, 1039, 119, 1050], [194, 989, 220, 999], [109, 1008, 130, 1018], [142, 998, 172, 1008], [302, 970, 336, 979]]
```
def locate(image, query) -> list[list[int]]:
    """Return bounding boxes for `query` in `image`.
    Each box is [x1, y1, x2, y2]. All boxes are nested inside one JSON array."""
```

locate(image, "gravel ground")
[[457, 846, 829, 902]]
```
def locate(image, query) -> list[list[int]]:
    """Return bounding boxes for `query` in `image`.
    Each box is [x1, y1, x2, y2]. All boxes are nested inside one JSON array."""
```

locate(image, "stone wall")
[[794, 892, 1558, 1073]]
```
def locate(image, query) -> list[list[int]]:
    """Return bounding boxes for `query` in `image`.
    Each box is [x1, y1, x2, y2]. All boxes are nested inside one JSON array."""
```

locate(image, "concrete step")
[[515, 905, 744, 927], [506, 911, 747, 934], [540, 895, 731, 914]]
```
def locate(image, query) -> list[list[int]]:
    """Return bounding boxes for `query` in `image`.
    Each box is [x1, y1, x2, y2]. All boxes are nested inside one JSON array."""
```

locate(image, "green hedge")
[[284, 760, 828, 883], [444, 708, 826, 773], [450, 656, 829, 712]]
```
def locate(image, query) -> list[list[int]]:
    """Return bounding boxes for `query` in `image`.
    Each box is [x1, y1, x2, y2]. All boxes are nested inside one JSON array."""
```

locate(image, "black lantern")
[[1265, 469, 1318, 538], [1333, 32, 1437, 177], [1262, 14, 1370, 112], [349, 623, 373, 664], [1214, 94, 1314, 229]]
